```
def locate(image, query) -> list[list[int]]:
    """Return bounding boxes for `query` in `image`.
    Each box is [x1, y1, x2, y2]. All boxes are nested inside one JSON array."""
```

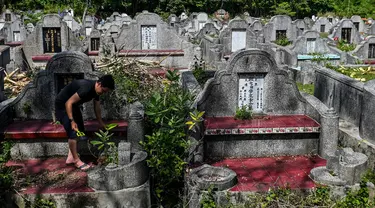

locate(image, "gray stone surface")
[[301, 92, 339, 159], [338, 148, 368, 185], [352, 36, 375, 60], [115, 11, 195, 68], [314, 66, 364, 126], [312, 17, 333, 33], [189, 164, 237, 191], [291, 30, 333, 54], [87, 151, 149, 191], [293, 19, 309, 37], [14, 180, 151, 208], [263, 15, 297, 43], [127, 102, 144, 151], [350, 15, 365, 33], [196, 49, 306, 116], [205, 134, 319, 158], [0, 18, 27, 43], [360, 79, 375, 143], [331, 19, 362, 44], [181, 71, 202, 101], [23, 14, 83, 68], [310, 166, 346, 186], [118, 142, 131, 165], [218, 17, 256, 55]]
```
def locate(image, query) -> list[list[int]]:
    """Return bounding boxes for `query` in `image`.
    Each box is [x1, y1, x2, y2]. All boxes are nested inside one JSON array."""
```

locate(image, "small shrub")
[[337, 39, 356, 52], [90, 123, 119, 164], [32, 197, 56, 208], [274, 36, 291, 46], [235, 105, 252, 120], [320, 32, 329, 38], [296, 82, 315, 95]]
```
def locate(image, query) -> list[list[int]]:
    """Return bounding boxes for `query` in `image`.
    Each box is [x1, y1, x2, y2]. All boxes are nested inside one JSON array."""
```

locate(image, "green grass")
[[297, 82, 314, 95]]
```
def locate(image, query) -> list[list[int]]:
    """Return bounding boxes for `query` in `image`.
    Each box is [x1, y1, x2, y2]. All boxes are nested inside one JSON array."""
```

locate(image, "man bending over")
[[55, 75, 115, 170]]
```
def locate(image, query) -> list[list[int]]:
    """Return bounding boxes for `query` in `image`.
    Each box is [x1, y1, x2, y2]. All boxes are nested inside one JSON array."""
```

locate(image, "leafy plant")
[[192, 57, 208, 86], [326, 64, 375, 82], [22, 102, 32, 115], [296, 82, 315, 95], [0, 140, 14, 206], [32, 197, 56, 208], [274, 36, 291, 46], [90, 123, 119, 164], [200, 187, 217, 208], [141, 70, 197, 206], [337, 39, 356, 52], [235, 105, 252, 120]]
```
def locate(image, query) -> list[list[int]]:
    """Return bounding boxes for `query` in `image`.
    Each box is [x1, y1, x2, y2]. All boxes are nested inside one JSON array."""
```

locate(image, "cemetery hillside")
[[3, 0, 375, 207]]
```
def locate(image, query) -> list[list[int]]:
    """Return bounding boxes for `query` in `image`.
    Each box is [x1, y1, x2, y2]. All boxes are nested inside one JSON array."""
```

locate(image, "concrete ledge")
[[118, 49, 184, 57], [205, 134, 319, 158], [13, 180, 151, 208]]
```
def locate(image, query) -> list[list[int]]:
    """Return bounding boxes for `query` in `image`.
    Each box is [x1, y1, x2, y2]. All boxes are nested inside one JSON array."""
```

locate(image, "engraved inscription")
[[141, 25, 157, 49], [238, 74, 265, 112]]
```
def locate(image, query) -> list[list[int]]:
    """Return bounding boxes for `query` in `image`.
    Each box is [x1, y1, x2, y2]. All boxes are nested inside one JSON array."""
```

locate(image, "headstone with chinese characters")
[[115, 11, 196, 68], [22, 14, 83, 68], [196, 49, 306, 116], [263, 15, 297, 43]]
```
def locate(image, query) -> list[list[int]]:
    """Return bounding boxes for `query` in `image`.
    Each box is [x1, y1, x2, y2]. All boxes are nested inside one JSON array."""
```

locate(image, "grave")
[[352, 36, 375, 62], [311, 17, 333, 34], [0, 51, 129, 159], [249, 20, 264, 42], [263, 15, 297, 43], [190, 49, 338, 160], [331, 19, 361, 44], [167, 14, 178, 28], [26, 23, 34, 36], [83, 15, 95, 36], [115, 11, 195, 68], [350, 15, 365, 33], [293, 19, 308, 37], [62, 14, 82, 35], [219, 17, 256, 55], [1, 9, 17, 23], [366, 23, 375, 35], [87, 28, 101, 59], [23, 14, 83, 68], [101, 24, 120, 55], [0, 18, 26, 43]]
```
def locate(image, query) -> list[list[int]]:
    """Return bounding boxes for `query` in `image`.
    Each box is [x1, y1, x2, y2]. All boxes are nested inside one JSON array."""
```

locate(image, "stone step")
[[2, 119, 128, 159], [310, 166, 346, 186]]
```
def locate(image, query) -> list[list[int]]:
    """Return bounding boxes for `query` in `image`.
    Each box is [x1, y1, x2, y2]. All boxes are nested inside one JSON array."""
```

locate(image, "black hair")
[[98, 74, 115, 90]]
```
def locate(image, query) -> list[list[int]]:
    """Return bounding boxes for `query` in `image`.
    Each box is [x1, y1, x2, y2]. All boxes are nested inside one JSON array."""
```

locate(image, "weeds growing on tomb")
[[235, 105, 252, 120], [325, 64, 375, 82]]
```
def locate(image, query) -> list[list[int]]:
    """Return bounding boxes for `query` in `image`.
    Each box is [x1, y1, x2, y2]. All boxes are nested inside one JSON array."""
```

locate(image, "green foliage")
[[32, 197, 56, 208], [274, 36, 291, 46], [235, 105, 252, 120], [337, 39, 356, 52], [90, 123, 118, 164], [0, 140, 14, 206], [320, 32, 329, 39], [141, 70, 198, 206], [336, 181, 373, 208], [296, 82, 315, 95], [308, 52, 329, 63], [273, 2, 296, 17], [192, 57, 208, 86], [325, 64, 375, 82], [200, 187, 217, 208], [22, 102, 32, 115]]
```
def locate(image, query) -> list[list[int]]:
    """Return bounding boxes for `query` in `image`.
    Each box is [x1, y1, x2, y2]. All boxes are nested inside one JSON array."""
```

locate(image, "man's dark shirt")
[[55, 79, 99, 110]]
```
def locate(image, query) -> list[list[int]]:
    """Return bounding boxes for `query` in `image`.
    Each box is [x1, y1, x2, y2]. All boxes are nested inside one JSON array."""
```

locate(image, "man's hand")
[[71, 121, 78, 132]]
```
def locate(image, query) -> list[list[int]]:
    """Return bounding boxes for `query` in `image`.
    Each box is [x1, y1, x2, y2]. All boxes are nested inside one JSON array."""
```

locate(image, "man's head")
[[95, 75, 115, 95]]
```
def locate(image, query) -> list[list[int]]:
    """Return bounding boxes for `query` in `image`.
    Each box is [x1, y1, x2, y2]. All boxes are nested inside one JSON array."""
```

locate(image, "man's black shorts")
[[55, 106, 85, 139]]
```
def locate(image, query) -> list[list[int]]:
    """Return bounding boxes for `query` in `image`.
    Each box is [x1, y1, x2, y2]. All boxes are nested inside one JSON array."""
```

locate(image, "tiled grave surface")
[[205, 115, 320, 135], [208, 155, 326, 192], [6, 157, 95, 194], [3, 120, 128, 139]]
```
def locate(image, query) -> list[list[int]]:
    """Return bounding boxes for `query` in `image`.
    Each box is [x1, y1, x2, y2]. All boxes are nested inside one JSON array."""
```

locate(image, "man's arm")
[[94, 99, 106, 129], [65, 93, 81, 131]]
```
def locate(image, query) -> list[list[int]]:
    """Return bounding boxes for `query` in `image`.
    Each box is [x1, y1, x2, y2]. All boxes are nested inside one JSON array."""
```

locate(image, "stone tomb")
[[115, 11, 195, 68], [0, 18, 26, 43], [263, 15, 297, 43], [23, 14, 83, 68], [312, 17, 333, 34], [291, 30, 333, 55], [352, 36, 375, 61], [1, 9, 18, 23], [62, 14, 81, 34], [350, 15, 365, 33], [293, 19, 308, 37], [219, 18, 256, 55], [87, 28, 101, 58], [193, 49, 338, 159], [331, 19, 361, 44]]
